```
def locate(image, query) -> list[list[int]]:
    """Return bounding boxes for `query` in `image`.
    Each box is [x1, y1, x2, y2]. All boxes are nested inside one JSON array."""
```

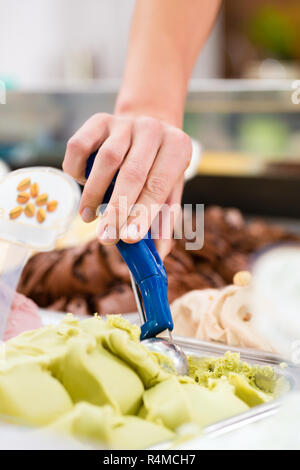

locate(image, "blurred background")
[[1, 0, 300, 218]]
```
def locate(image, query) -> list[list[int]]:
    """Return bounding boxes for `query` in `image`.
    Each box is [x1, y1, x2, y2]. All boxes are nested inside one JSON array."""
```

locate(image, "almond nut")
[[30, 182, 39, 198], [36, 208, 46, 223], [17, 178, 31, 191], [233, 271, 252, 287], [17, 192, 30, 204], [36, 193, 48, 206], [47, 200, 58, 212], [9, 206, 23, 219], [24, 203, 35, 218]]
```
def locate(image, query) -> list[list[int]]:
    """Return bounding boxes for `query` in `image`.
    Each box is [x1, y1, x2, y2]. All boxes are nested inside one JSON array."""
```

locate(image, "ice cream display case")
[[1, 80, 300, 450]]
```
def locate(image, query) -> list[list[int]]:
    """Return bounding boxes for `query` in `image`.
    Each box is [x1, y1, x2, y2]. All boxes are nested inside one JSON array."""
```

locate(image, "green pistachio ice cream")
[[0, 315, 282, 449]]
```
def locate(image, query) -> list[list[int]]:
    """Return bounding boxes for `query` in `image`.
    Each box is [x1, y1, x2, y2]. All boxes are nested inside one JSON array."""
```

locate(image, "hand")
[[62, 113, 192, 258]]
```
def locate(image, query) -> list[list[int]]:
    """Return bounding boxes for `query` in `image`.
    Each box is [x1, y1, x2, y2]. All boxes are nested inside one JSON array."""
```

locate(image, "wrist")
[[115, 72, 186, 128], [115, 98, 183, 128]]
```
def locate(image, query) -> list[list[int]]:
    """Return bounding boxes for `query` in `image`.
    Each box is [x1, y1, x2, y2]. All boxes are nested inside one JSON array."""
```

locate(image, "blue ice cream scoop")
[[85, 152, 188, 375]]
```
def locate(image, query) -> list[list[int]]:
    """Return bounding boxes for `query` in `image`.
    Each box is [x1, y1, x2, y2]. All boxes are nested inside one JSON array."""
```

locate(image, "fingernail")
[[99, 224, 117, 244], [121, 223, 139, 240], [81, 207, 96, 223]]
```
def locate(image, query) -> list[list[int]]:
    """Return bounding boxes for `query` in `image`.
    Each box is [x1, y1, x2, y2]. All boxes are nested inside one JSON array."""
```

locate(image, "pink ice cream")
[[4, 293, 41, 341]]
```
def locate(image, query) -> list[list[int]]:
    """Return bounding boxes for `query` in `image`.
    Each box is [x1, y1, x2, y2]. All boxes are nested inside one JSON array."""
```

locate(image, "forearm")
[[115, 0, 221, 127]]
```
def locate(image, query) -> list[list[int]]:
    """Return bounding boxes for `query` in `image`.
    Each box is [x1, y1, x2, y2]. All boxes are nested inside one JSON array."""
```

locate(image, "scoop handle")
[[85, 152, 173, 339]]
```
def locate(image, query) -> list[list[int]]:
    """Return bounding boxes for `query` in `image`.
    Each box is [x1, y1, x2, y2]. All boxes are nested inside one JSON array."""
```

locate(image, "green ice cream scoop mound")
[[48, 402, 174, 450], [189, 352, 277, 390], [0, 315, 282, 449]]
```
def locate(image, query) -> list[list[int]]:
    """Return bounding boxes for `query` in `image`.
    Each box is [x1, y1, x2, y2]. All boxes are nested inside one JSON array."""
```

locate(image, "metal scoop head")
[[142, 336, 189, 376]]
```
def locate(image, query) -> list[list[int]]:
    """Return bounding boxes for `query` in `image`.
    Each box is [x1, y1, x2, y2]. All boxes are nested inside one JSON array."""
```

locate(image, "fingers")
[[97, 117, 163, 243], [156, 238, 174, 261], [63, 113, 110, 185], [155, 178, 184, 259], [120, 128, 192, 243], [79, 118, 132, 222]]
